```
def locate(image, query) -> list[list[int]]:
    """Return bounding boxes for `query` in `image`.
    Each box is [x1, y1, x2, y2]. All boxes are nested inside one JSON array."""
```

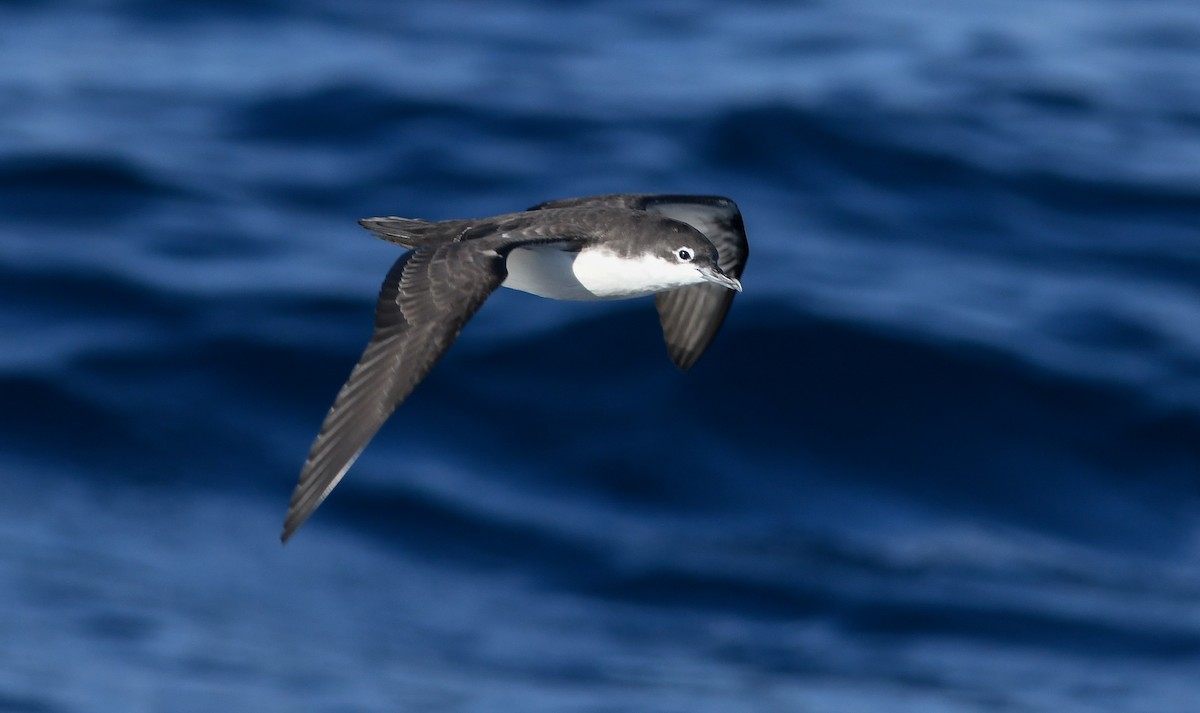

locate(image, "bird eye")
[[676, 248, 693, 262]]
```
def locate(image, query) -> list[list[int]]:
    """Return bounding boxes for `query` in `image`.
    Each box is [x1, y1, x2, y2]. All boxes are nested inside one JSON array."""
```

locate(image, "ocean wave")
[[226, 84, 466, 146], [0, 152, 188, 222], [702, 102, 1200, 217]]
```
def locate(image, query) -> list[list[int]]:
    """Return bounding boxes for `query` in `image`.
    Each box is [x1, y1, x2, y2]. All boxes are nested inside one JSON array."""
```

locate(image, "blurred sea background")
[[2, 1, 1200, 711]]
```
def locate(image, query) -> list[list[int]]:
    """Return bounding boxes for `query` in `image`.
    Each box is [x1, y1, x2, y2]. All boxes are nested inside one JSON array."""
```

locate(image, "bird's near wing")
[[281, 243, 507, 542], [529, 194, 749, 370]]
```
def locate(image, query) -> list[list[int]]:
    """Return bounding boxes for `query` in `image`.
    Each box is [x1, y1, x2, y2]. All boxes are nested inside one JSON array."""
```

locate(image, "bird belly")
[[500, 246, 619, 301], [503, 245, 685, 301]]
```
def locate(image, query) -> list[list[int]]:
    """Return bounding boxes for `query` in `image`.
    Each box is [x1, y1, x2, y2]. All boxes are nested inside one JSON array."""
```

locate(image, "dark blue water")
[[3, 1, 1200, 711]]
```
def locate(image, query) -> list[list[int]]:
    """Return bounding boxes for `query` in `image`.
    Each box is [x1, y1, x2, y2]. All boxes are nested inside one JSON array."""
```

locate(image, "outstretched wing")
[[281, 243, 507, 542], [530, 194, 749, 370]]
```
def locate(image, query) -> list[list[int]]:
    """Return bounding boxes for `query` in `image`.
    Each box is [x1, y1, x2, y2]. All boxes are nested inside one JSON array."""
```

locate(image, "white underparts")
[[502, 245, 706, 301]]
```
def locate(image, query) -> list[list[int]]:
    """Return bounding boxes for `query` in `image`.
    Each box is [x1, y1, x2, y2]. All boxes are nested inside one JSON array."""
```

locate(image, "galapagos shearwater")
[[281, 194, 749, 542]]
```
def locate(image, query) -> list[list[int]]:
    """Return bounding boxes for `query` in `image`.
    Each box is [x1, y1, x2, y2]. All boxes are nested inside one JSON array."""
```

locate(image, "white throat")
[[502, 245, 703, 301]]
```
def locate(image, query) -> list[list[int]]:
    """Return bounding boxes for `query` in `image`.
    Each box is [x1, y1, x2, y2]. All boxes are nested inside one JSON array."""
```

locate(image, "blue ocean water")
[[2, 0, 1200, 710]]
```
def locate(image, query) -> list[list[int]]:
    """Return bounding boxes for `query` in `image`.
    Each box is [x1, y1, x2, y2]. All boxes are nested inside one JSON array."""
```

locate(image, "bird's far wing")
[[643, 196, 749, 370], [281, 243, 507, 542]]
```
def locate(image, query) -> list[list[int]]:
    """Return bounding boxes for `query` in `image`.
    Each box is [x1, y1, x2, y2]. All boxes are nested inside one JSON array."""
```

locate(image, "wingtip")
[[668, 346, 702, 371], [280, 491, 320, 544], [279, 517, 299, 544]]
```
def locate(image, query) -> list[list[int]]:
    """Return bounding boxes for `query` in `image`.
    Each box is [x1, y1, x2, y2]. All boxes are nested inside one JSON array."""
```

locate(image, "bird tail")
[[359, 216, 476, 249]]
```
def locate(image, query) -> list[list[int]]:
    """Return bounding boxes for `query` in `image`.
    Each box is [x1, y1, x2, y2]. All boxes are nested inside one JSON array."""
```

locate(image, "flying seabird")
[[281, 193, 749, 542]]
